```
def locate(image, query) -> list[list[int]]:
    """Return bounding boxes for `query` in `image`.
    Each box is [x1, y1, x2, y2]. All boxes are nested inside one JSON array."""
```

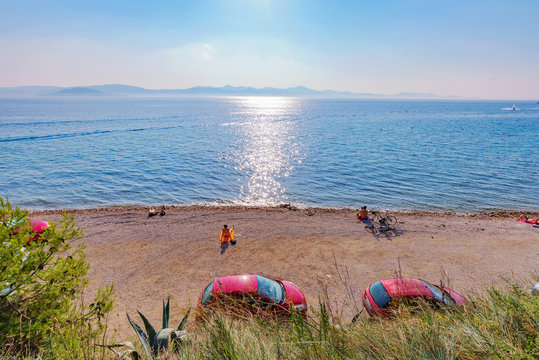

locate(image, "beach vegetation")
[[124, 298, 190, 359], [0, 197, 114, 359], [100, 281, 537, 360], [140, 281, 539, 359]]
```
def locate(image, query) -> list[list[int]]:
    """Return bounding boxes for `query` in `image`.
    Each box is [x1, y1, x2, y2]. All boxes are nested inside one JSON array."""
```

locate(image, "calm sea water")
[[0, 97, 537, 212]]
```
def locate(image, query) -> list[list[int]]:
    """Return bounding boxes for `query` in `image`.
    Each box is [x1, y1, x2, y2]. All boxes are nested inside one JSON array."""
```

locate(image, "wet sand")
[[31, 206, 539, 336]]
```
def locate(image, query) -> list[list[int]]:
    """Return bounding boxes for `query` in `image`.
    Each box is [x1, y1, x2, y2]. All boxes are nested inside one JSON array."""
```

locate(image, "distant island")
[[0, 84, 465, 99], [54, 87, 106, 96]]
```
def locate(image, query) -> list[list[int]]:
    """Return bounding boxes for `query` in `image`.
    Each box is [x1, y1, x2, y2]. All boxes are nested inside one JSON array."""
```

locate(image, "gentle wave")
[[0, 124, 196, 142], [1, 97, 538, 211]]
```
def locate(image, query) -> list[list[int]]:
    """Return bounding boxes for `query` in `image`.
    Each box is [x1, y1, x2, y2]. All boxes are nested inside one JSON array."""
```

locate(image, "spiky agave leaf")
[[137, 310, 157, 350], [177, 308, 190, 331], [98, 341, 140, 360], [97, 341, 136, 351], [152, 328, 191, 354], [175, 330, 189, 341], [154, 327, 175, 352], [173, 329, 191, 350], [126, 312, 154, 360], [117, 349, 140, 360], [162, 297, 170, 329], [100, 342, 141, 360]]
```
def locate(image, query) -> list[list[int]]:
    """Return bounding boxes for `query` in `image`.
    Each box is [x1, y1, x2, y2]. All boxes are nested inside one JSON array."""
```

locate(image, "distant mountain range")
[[0, 84, 464, 99]]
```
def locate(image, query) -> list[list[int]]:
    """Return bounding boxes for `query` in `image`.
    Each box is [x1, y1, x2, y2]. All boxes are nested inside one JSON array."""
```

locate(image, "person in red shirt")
[[356, 206, 369, 221]]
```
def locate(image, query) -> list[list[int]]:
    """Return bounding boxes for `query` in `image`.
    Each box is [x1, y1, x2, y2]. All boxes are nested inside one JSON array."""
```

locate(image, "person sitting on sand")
[[147, 207, 158, 217], [160, 205, 166, 216], [356, 206, 369, 221], [518, 214, 538, 224]]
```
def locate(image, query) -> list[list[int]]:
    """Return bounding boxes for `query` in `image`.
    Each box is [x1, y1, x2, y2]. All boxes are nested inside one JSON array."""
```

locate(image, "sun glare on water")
[[231, 97, 302, 206]]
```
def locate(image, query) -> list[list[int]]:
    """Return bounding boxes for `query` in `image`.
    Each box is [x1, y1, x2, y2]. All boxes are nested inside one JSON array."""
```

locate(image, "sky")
[[1, 0, 538, 99]]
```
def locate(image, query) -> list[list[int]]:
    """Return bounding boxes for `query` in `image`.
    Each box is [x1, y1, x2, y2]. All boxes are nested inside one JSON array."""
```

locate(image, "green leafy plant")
[[126, 298, 190, 359], [0, 197, 114, 358]]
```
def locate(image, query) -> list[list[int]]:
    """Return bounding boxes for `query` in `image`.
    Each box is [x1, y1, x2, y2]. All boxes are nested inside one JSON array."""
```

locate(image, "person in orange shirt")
[[220, 224, 235, 244]]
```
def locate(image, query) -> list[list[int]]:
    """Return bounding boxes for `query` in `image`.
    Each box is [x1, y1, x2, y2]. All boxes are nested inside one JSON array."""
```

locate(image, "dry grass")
[[133, 279, 539, 360]]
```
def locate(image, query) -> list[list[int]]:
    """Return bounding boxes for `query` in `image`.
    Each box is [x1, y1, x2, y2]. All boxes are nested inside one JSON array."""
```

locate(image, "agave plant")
[[98, 341, 140, 360], [126, 298, 190, 359]]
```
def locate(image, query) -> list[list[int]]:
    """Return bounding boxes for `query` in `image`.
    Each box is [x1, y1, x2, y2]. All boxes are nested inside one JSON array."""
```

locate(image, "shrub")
[[0, 197, 114, 359]]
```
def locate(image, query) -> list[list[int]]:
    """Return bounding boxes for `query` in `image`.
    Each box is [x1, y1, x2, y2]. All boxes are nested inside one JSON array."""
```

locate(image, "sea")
[[0, 97, 537, 212]]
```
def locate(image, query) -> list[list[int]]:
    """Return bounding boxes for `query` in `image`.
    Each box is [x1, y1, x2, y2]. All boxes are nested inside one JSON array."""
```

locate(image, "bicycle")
[[370, 211, 397, 226], [364, 211, 397, 235]]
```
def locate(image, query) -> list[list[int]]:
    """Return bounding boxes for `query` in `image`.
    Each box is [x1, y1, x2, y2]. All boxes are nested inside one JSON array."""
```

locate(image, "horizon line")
[[1, 83, 538, 101]]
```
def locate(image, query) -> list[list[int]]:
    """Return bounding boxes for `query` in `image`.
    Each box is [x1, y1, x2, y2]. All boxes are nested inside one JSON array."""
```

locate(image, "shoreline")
[[27, 203, 539, 219], [28, 205, 539, 336]]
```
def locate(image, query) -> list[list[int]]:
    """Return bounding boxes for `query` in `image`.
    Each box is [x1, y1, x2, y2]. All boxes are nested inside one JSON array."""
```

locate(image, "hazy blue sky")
[[1, 0, 538, 99]]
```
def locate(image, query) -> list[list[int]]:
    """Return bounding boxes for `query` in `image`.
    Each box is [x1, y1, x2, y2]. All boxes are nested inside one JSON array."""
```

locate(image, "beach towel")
[[517, 219, 539, 227]]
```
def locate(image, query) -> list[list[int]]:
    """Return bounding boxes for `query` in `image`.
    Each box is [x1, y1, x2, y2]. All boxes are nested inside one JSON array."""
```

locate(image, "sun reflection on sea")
[[230, 97, 302, 205]]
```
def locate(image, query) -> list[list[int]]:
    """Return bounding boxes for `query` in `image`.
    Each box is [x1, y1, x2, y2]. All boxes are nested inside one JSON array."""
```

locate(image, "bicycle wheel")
[[385, 214, 397, 225], [372, 212, 382, 223], [365, 225, 377, 235]]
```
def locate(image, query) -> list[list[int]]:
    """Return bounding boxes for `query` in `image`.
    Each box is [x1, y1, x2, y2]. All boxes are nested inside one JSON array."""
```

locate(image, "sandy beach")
[[30, 206, 539, 336]]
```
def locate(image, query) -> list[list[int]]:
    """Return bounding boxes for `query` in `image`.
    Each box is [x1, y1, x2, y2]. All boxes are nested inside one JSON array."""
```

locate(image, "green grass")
[[150, 280, 539, 360], [2, 281, 538, 359]]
